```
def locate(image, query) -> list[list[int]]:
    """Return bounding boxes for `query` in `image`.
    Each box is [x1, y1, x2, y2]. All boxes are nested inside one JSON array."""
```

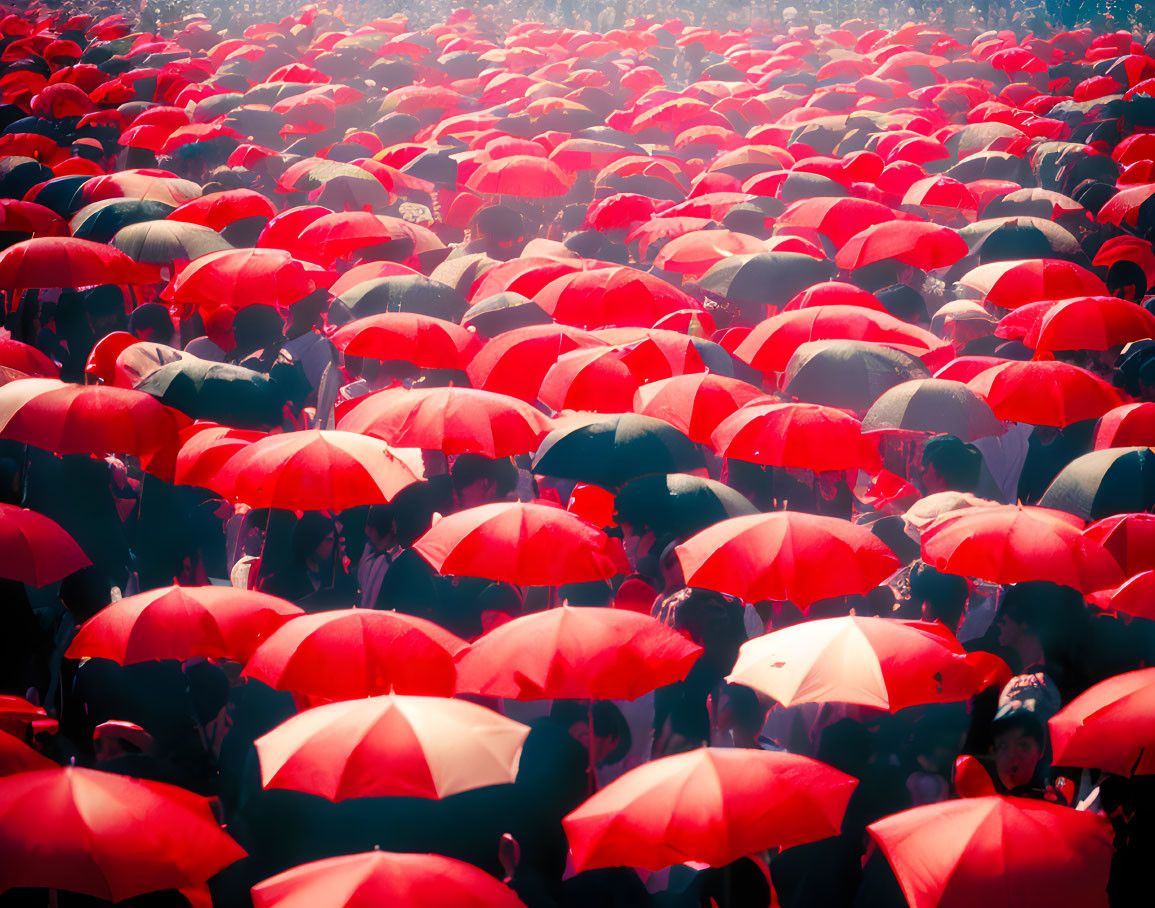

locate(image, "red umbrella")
[[172, 424, 263, 492], [1083, 512, 1155, 576], [0, 377, 184, 456], [1029, 296, 1155, 352], [467, 256, 591, 302], [252, 851, 527, 908], [423, 498, 625, 578], [0, 696, 47, 738], [337, 386, 552, 458], [218, 430, 423, 511], [966, 360, 1124, 427], [563, 748, 857, 872], [676, 512, 902, 607], [0, 766, 245, 901], [454, 605, 702, 700], [920, 504, 1123, 592], [243, 608, 468, 700], [292, 212, 414, 264], [65, 585, 303, 665], [735, 306, 947, 374], [329, 312, 482, 369], [254, 694, 529, 801], [775, 196, 900, 247], [0, 502, 90, 587], [727, 616, 1008, 711], [1097, 182, 1155, 227], [163, 249, 332, 314], [710, 402, 880, 472], [652, 229, 768, 279], [784, 282, 889, 313], [466, 155, 574, 197], [1094, 403, 1155, 450], [535, 267, 700, 330], [466, 324, 604, 402], [868, 796, 1113, 908], [835, 221, 968, 271], [1089, 570, 1155, 621], [328, 261, 422, 298], [167, 188, 276, 232], [0, 338, 58, 377], [632, 373, 765, 444], [0, 237, 152, 308], [1049, 667, 1155, 776], [539, 345, 641, 413], [956, 259, 1109, 309], [0, 729, 55, 776]]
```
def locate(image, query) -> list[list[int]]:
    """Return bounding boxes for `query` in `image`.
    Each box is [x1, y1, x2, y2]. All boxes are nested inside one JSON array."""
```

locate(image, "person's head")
[[710, 683, 766, 746], [127, 303, 175, 345], [989, 673, 1059, 791], [876, 283, 929, 327], [291, 512, 337, 567], [364, 503, 396, 552], [920, 435, 982, 494], [551, 699, 630, 765], [909, 562, 969, 631], [83, 285, 128, 337], [231, 304, 285, 359], [996, 581, 1084, 668], [450, 454, 517, 508], [1107, 260, 1147, 303]]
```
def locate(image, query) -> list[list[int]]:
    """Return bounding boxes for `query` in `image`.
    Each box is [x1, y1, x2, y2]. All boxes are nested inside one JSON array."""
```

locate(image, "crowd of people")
[[0, 0, 1154, 906]]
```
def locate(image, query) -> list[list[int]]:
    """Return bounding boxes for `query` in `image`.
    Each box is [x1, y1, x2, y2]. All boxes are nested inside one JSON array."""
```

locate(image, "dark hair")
[[876, 284, 927, 324], [450, 454, 517, 496], [127, 303, 174, 344], [365, 503, 396, 536], [717, 683, 765, 735], [550, 700, 631, 764], [909, 563, 969, 630], [999, 581, 1086, 653], [922, 435, 982, 492]]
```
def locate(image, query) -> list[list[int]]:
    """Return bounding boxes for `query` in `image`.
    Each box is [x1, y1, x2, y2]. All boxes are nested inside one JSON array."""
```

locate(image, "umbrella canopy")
[[632, 373, 764, 445], [0, 377, 183, 456], [727, 616, 1008, 712], [1049, 667, 1155, 777], [1083, 512, 1155, 577], [868, 796, 1113, 908], [454, 605, 702, 701], [164, 248, 329, 314], [676, 511, 902, 607], [920, 504, 1123, 592], [466, 155, 574, 197], [1038, 447, 1155, 521], [243, 608, 468, 700], [967, 361, 1124, 428], [135, 359, 287, 430], [835, 220, 968, 271], [217, 430, 423, 511], [111, 218, 232, 264], [0, 767, 245, 902], [1089, 571, 1155, 621], [784, 340, 931, 412], [413, 501, 629, 585], [737, 306, 947, 374], [466, 323, 604, 402], [614, 473, 758, 538], [338, 386, 553, 458], [698, 251, 834, 308], [1030, 296, 1155, 353], [1095, 403, 1155, 450], [252, 851, 527, 908], [337, 275, 466, 322], [535, 267, 700, 330], [776, 196, 901, 246], [710, 402, 879, 472], [65, 585, 303, 665], [0, 236, 153, 301], [329, 312, 482, 369], [956, 258, 1108, 309], [0, 502, 89, 586], [254, 694, 529, 801], [563, 748, 857, 872], [70, 198, 175, 244], [0, 729, 55, 776], [0, 338, 58, 378], [861, 378, 1005, 441], [531, 413, 705, 490]]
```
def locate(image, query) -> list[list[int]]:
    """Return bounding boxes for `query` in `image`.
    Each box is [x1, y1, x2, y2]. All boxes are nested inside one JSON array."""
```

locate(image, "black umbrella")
[[428, 252, 499, 297], [111, 219, 233, 264], [461, 292, 552, 336], [338, 275, 467, 321], [1038, 447, 1155, 521], [944, 151, 1032, 185], [23, 173, 90, 216], [0, 156, 53, 201], [783, 340, 930, 413], [698, 252, 834, 308], [615, 473, 757, 538], [860, 378, 1004, 442], [70, 199, 176, 244], [532, 413, 705, 490], [135, 358, 288, 430]]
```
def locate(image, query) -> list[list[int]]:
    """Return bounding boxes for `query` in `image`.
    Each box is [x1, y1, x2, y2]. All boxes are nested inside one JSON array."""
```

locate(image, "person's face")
[[315, 530, 336, 562], [568, 722, 619, 763], [997, 614, 1027, 649], [921, 461, 948, 494], [992, 725, 1042, 790]]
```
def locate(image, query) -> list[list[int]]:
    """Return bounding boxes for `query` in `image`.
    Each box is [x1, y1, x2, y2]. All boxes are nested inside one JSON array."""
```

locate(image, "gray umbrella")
[[861, 379, 1005, 442], [698, 252, 833, 308], [783, 340, 930, 413]]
